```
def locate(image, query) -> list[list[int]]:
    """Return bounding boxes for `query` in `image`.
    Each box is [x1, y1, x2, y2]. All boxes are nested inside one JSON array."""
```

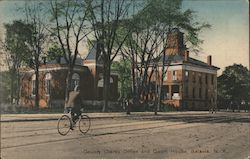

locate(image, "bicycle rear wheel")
[[57, 115, 71, 136], [79, 115, 91, 134]]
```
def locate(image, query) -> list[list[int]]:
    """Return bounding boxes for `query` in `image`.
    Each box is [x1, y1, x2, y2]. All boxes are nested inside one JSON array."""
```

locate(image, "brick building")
[[20, 46, 118, 108], [145, 28, 219, 110]]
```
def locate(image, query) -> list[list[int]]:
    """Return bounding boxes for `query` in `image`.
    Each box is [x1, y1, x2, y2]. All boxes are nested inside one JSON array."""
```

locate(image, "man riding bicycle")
[[65, 85, 83, 129]]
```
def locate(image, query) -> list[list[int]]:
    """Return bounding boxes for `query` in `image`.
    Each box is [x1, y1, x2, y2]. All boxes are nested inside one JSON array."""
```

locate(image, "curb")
[[0, 115, 130, 123]]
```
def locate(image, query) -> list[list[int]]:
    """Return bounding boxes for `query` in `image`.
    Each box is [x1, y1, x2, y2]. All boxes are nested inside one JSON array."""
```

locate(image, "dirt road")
[[1, 112, 250, 159]]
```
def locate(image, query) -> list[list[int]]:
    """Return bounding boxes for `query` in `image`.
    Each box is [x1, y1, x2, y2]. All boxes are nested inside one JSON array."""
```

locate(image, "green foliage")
[[130, 0, 210, 49], [86, 39, 97, 48], [4, 20, 32, 66], [0, 71, 11, 103], [47, 44, 63, 61], [2, 20, 34, 104], [112, 59, 132, 98], [218, 64, 250, 102], [119, 0, 211, 62]]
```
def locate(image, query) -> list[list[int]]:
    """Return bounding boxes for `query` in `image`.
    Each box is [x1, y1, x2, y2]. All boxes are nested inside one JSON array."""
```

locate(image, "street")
[[1, 112, 250, 159]]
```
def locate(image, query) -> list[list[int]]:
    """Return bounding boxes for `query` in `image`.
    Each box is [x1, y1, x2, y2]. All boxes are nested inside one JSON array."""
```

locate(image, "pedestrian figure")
[[241, 100, 246, 112], [210, 96, 216, 113], [248, 101, 250, 112], [126, 98, 132, 115], [122, 98, 128, 111]]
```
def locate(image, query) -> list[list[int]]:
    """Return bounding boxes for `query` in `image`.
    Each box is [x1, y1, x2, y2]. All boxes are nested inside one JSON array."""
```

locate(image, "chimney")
[[207, 55, 212, 65], [184, 50, 189, 61]]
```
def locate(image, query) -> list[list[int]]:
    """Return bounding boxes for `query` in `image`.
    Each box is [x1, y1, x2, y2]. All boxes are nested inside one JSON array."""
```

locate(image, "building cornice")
[[147, 63, 217, 74], [21, 65, 88, 73]]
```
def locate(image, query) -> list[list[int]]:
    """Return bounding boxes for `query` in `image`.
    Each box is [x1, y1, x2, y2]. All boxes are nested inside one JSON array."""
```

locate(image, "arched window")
[[163, 69, 168, 81], [31, 74, 36, 96], [97, 77, 113, 87], [45, 73, 52, 95], [172, 70, 177, 81], [71, 73, 80, 90]]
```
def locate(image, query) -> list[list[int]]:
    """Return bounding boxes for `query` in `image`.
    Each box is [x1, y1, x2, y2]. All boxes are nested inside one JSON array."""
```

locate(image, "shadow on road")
[[124, 112, 250, 124]]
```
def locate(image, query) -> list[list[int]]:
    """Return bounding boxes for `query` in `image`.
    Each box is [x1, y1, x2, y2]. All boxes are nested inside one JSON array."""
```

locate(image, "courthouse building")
[[146, 28, 219, 110], [20, 46, 119, 108]]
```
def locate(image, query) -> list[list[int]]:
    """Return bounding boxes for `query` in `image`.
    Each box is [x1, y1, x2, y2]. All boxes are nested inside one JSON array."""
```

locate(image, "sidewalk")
[[0, 111, 210, 122]]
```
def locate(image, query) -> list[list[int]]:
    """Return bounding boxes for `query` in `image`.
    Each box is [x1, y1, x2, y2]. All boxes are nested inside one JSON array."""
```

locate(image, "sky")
[[182, 0, 249, 74], [0, 0, 249, 74]]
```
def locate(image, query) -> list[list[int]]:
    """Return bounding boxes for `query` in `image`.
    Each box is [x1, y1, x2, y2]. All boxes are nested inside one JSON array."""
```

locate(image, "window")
[[192, 87, 195, 98], [98, 76, 113, 87], [211, 75, 214, 85], [172, 85, 180, 99], [185, 71, 189, 81], [199, 73, 202, 84], [192, 72, 196, 83], [205, 74, 208, 84], [205, 88, 208, 99], [161, 86, 168, 100], [172, 85, 179, 93], [172, 71, 177, 81], [71, 73, 80, 90], [32, 74, 36, 96], [166, 85, 170, 99], [199, 88, 202, 99], [185, 86, 188, 98], [163, 71, 168, 81], [45, 73, 52, 95]]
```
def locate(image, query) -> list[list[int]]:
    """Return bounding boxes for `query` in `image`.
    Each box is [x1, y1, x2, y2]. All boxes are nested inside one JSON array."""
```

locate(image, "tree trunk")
[[65, 66, 73, 107], [16, 71, 21, 105], [35, 66, 39, 110], [155, 51, 167, 115], [131, 56, 137, 101], [10, 69, 15, 104], [102, 61, 111, 112]]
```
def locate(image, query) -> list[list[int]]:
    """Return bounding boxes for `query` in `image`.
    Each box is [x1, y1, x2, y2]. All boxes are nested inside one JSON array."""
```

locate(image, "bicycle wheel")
[[79, 115, 91, 134], [57, 115, 71, 136]]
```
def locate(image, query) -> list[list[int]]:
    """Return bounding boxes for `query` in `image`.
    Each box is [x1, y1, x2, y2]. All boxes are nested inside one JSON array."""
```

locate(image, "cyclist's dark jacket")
[[66, 91, 82, 111]]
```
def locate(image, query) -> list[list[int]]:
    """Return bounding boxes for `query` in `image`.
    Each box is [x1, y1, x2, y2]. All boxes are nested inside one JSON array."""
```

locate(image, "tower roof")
[[85, 43, 97, 60], [84, 43, 103, 65]]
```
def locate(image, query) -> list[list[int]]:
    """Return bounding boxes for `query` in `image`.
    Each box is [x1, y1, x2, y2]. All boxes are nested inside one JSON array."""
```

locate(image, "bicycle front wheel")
[[57, 115, 71, 136], [79, 115, 91, 134]]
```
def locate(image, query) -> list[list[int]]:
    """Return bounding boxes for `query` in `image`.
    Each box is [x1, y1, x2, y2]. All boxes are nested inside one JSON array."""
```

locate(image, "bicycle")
[[57, 108, 91, 136]]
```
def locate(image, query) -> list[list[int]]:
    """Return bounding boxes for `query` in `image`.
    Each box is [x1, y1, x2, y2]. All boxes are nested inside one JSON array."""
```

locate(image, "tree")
[[0, 21, 31, 104], [218, 64, 250, 110], [88, 0, 138, 112], [49, 0, 91, 104]]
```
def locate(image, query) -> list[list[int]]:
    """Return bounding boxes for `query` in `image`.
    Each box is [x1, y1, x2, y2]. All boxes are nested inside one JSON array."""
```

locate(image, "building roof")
[[152, 54, 220, 70], [84, 43, 103, 65], [47, 56, 83, 65], [187, 57, 219, 69], [85, 43, 97, 60]]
